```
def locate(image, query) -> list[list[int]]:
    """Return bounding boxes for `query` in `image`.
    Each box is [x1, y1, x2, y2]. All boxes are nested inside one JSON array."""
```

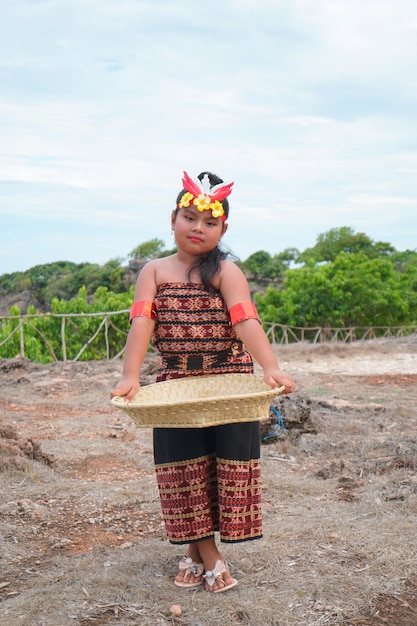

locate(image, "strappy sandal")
[[203, 560, 238, 593], [174, 556, 204, 588]]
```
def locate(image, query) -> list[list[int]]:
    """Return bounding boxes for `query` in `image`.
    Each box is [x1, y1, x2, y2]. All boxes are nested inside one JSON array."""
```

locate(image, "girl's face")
[[172, 205, 227, 256]]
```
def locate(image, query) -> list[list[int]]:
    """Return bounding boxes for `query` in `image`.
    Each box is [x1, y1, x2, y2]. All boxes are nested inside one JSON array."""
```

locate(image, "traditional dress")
[[152, 283, 262, 544]]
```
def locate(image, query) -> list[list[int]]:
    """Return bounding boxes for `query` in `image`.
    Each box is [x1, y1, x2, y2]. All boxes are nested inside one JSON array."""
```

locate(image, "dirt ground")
[[1, 337, 417, 626]]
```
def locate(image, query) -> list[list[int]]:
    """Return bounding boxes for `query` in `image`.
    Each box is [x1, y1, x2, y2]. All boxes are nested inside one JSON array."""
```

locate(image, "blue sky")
[[1, 0, 416, 275]]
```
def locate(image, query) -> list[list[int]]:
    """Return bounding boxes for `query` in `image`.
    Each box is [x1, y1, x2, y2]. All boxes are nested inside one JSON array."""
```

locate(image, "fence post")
[[61, 317, 67, 362], [105, 315, 110, 360], [19, 319, 25, 358]]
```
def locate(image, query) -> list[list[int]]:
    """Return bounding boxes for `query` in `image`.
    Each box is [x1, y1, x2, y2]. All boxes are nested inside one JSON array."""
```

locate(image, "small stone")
[[170, 604, 182, 617]]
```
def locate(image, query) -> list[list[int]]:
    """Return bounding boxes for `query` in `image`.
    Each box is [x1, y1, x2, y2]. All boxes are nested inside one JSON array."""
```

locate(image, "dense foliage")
[[255, 253, 414, 328], [1, 227, 416, 361], [0, 259, 127, 310], [0, 286, 133, 363], [254, 227, 417, 329]]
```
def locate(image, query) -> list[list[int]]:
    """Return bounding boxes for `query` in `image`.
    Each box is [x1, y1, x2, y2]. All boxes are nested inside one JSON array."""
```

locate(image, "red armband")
[[229, 302, 260, 325], [129, 300, 155, 323]]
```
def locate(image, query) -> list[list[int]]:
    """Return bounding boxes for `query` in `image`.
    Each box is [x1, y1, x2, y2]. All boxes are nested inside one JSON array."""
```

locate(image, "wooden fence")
[[0, 311, 131, 362], [264, 323, 417, 345], [1, 310, 416, 363]]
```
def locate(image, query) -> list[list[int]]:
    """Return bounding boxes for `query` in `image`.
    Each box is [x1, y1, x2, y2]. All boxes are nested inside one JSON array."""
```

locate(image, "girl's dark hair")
[[174, 171, 230, 291]]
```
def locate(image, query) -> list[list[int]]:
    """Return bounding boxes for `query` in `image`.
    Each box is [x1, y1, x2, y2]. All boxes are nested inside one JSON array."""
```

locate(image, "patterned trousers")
[[153, 422, 262, 544]]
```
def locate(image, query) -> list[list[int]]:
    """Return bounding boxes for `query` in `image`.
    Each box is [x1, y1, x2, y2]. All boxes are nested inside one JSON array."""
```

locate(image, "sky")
[[1, 0, 417, 275]]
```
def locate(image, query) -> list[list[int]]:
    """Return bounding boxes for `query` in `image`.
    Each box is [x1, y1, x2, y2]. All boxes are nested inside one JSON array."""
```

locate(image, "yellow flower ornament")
[[178, 192, 194, 208], [209, 200, 224, 218], [195, 193, 212, 211]]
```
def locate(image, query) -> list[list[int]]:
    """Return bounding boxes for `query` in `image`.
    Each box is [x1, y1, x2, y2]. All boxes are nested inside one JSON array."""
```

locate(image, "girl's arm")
[[219, 261, 295, 392], [110, 262, 157, 401]]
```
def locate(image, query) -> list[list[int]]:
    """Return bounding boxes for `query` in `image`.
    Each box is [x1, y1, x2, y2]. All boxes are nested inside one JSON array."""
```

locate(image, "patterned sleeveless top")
[[153, 283, 253, 381]]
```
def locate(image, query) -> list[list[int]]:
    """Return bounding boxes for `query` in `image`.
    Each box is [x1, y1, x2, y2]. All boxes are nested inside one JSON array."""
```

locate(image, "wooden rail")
[[0, 310, 132, 362], [264, 323, 417, 344], [1, 311, 416, 362]]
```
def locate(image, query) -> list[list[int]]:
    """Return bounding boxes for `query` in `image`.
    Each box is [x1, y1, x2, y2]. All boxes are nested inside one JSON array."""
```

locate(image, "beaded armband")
[[229, 302, 260, 326], [129, 300, 156, 323]]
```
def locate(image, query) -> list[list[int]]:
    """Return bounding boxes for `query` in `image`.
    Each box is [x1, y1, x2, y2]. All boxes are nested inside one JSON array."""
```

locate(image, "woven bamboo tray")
[[111, 373, 285, 428]]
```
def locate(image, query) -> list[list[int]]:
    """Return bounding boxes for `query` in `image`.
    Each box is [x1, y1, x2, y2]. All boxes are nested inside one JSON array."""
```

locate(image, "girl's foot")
[[195, 538, 238, 592], [174, 544, 204, 588], [204, 559, 238, 593], [175, 556, 204, 587]]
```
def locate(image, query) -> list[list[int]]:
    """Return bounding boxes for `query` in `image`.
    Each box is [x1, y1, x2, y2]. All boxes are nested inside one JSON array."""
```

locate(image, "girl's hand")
[[263, 368, 296, 394], [110, 376, 140, 403]]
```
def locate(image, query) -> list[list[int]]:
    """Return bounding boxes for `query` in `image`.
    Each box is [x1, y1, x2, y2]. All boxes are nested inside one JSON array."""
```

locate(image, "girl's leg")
[[197, 538, 236, 593], [175, 543, 204, 585], [174, 538, 235, 591]]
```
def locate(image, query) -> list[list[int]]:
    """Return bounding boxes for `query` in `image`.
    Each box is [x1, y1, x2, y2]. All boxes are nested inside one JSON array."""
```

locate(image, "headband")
[[177, 171, 234, 222]]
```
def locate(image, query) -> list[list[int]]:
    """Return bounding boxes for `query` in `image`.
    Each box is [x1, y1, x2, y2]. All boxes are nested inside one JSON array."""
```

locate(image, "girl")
[[111, 171, 295, 593]]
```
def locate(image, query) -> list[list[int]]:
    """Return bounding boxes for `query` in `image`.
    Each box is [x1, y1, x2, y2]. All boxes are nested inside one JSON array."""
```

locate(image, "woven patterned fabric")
[[153, 282, 253, 380], [155, 453, 262, 543], [152, 283, 262, 544]]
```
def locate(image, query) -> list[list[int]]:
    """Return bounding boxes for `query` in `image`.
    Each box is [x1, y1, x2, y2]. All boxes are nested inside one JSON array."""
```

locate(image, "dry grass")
[[1, 338, 417, 625]]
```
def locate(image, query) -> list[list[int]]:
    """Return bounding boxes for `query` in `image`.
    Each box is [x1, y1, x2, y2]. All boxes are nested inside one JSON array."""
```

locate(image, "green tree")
[[256, 253, 410, 328], [298, 226, 395, 264], [241, 250, 286, 280], [128, 238, 166, 261], [276, 247, 300, 268], [390, 249, 417, 273]]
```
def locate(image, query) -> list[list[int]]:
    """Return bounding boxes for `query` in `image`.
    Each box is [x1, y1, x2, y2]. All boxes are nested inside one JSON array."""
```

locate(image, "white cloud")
[[0, 0, 416, 274]]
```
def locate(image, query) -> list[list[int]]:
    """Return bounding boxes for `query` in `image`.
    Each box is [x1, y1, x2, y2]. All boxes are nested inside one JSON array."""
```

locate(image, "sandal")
[[174, 556, 204, 588], [204, 560, 238, 593]]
